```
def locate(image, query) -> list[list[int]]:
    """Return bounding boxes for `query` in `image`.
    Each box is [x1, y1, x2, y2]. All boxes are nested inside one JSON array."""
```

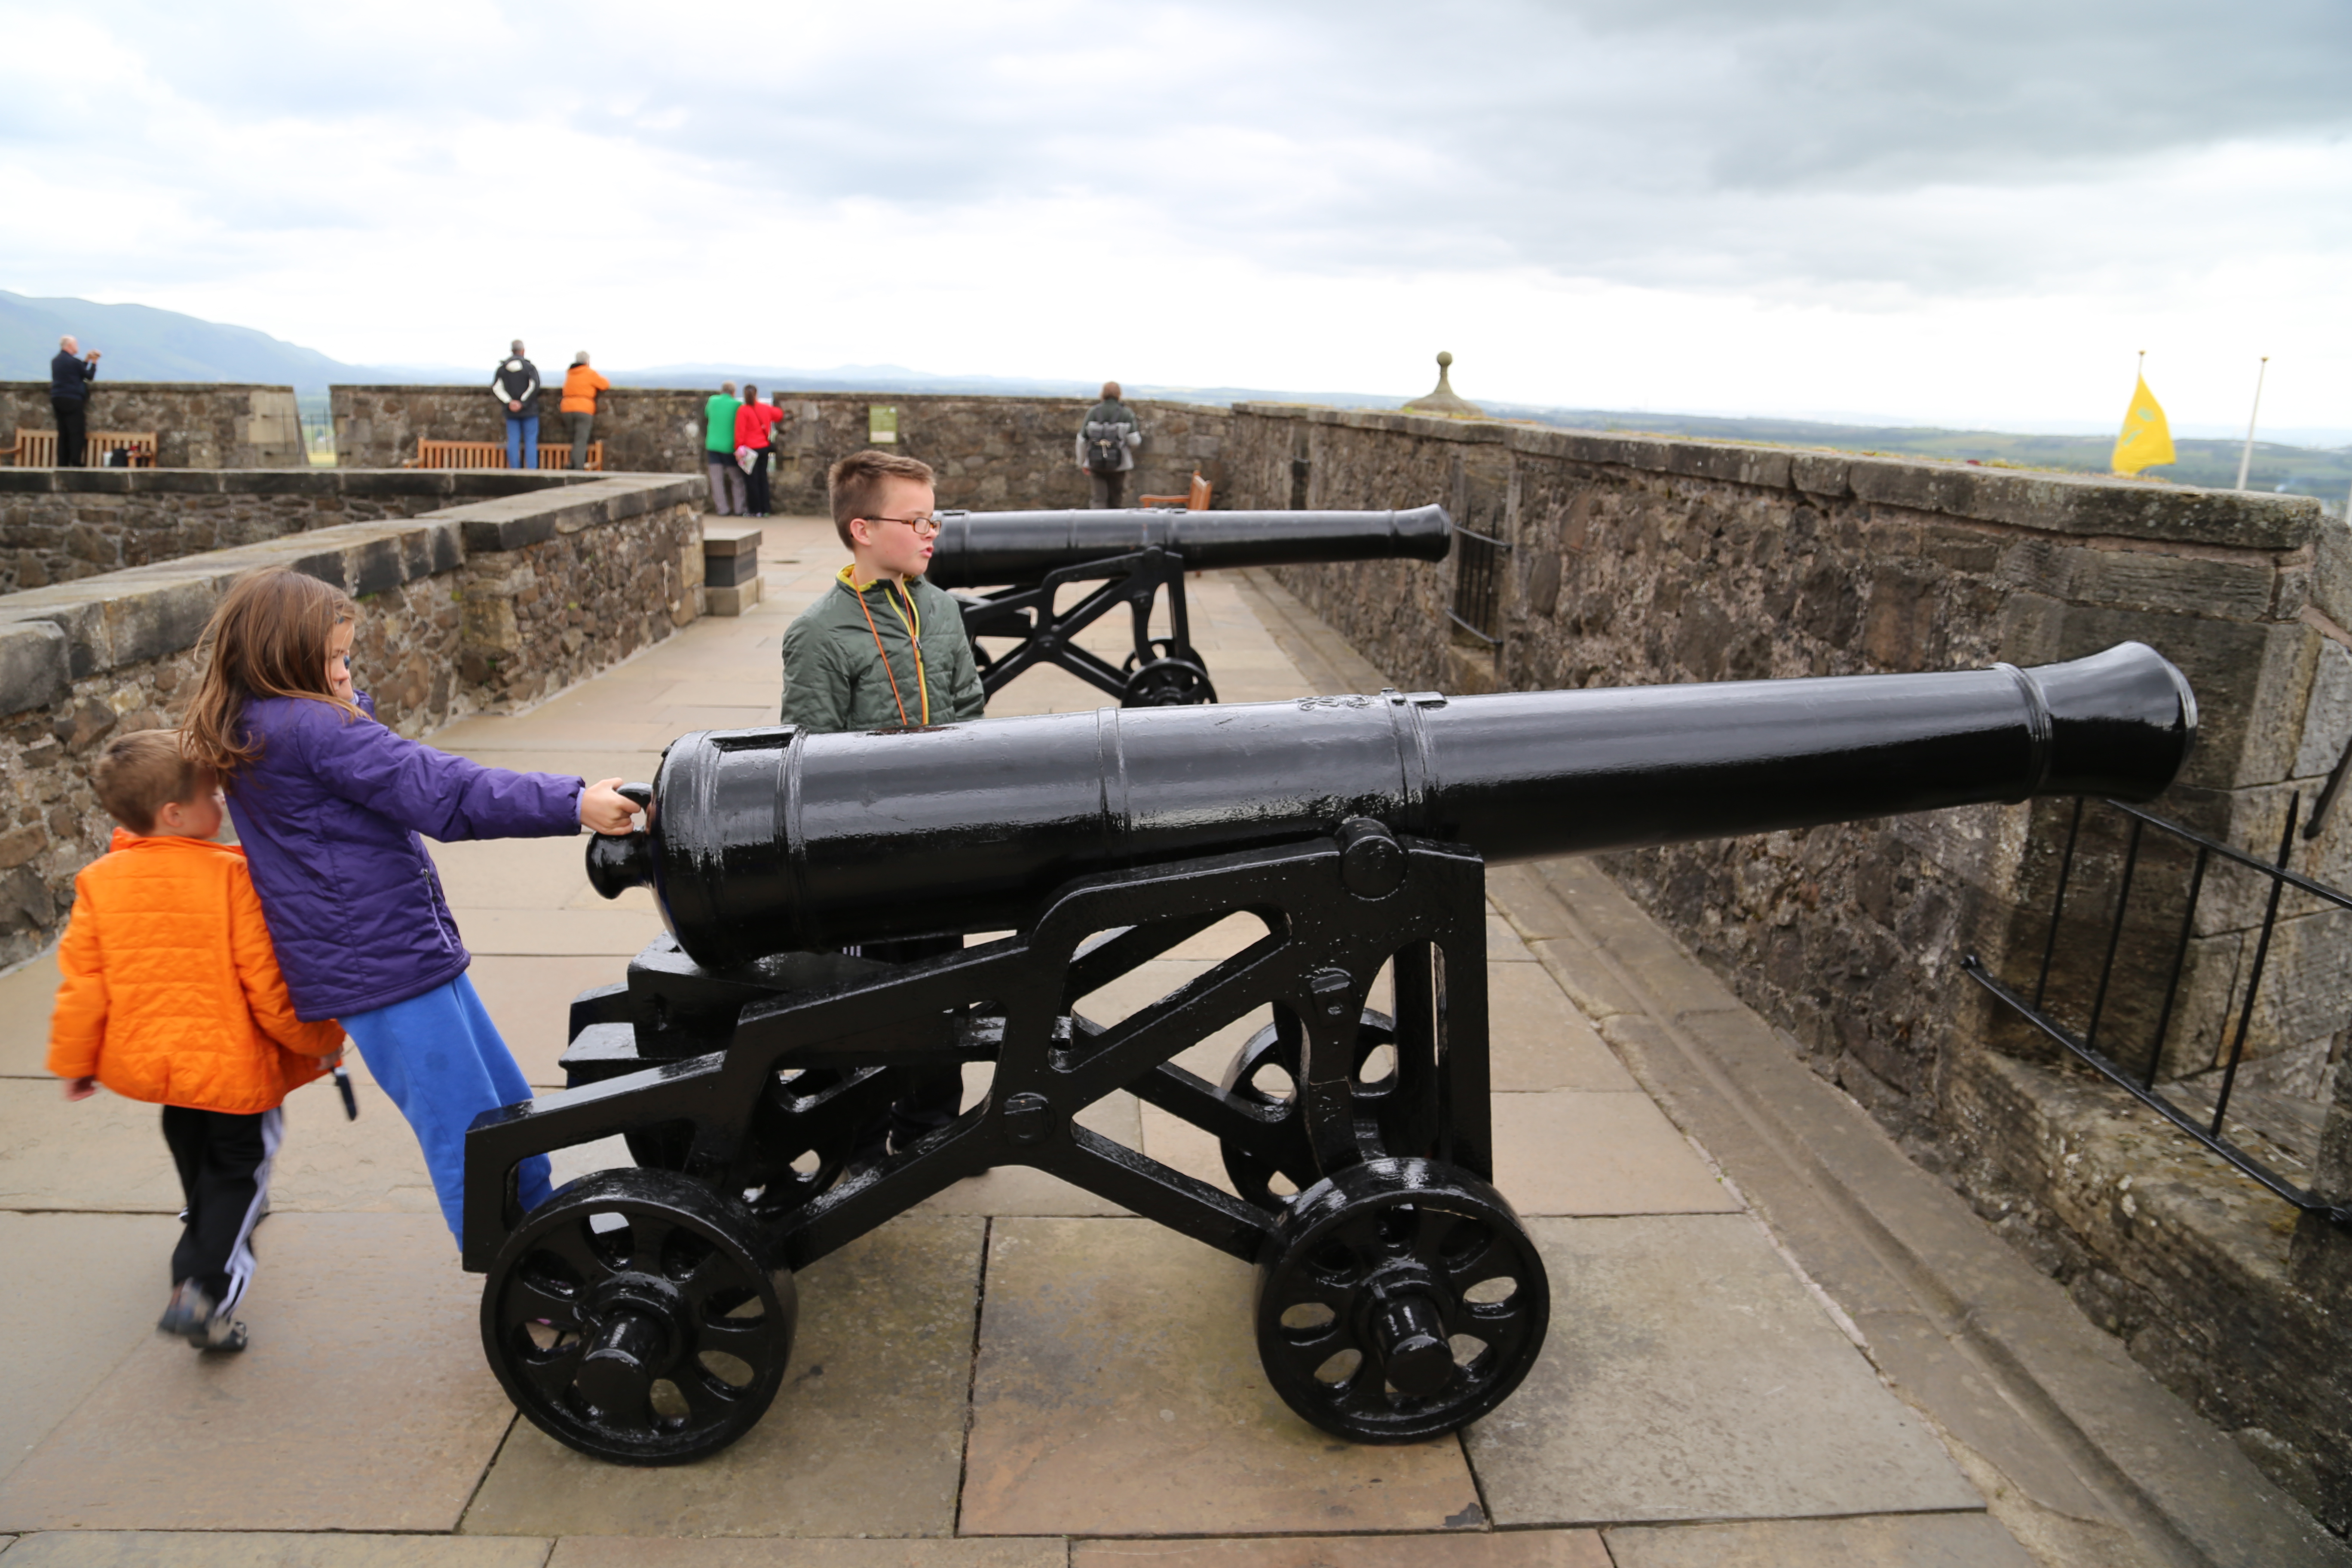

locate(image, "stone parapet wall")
[[0, 473, 703, 971], [0, 468, 623, 594], [331, 385, 1231, 512], [1222, 401, 2352, 1528], [0, 382, 305, 468]]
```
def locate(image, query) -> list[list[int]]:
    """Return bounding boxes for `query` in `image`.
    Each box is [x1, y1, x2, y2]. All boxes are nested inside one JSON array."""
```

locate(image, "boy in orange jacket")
[[48, 729, 346, 1352]]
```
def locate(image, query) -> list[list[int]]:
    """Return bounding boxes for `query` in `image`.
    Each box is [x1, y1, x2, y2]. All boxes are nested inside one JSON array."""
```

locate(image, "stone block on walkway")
[[462, 1215, 984, 1539], [0, 952, 61, 1078], [0, 1534, 553, 1567], [1071, 1532, 1612, 1567], [1602, 1511, 2037, 1567], [960, 1216, 1482, 1537], [1491, 1093, 1740, 1216], [0, 1214, 514, 1534], [1466, 1214, 1981, 1527], [0, 1213, 185, 1486], [549, 1540, 1067, 1568]]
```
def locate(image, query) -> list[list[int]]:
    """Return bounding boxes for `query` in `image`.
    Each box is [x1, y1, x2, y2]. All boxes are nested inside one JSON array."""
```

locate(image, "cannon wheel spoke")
[[481, 1170, 797, 1465], [1254, 1158, 1549, 1444], [1216, 1011, 1400, 1209]]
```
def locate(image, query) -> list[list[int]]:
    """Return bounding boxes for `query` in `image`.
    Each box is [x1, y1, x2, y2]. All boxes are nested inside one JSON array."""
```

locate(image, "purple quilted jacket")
[[224, 693, 583, 1020]]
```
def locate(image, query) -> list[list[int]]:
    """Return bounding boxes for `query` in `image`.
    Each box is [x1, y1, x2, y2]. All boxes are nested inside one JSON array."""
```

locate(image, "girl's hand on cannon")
[[580, 778, 643, 835]]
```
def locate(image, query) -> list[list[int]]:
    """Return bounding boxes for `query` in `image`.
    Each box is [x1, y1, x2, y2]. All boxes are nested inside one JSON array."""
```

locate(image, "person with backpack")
[[490, 340, 541, 471], [1074, 381, 1141, 508]]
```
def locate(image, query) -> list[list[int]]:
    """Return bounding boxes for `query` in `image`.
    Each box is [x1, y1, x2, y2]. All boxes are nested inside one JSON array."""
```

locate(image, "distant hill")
[[1, 289, 371, 392], [6, 293, 2344, 505]]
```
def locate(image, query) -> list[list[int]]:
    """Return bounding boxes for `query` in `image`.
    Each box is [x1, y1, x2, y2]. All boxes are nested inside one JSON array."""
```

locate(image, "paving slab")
[[459, 908, 666, 957], [1603, 1511, 2037, 1568], [0, 1534, 552, 1568], [961, 1217, 1482, 1537], [1487, 965, 1637, 1092], [1490, 1092, 1740, 1217], [1465, 1214, 1981, 1527], [1072, 1536, 1609, 1568], [1521, 939, 1646, 1026], [1485, 913, 1535, 962], [0, 953, 60, 1077], [462, 1214, 983, 1539], [427, 834, 605, 912], [0, 1214, 516, 1533], [549, 1541, 1064, 1568], [0, 1214, 185, 1485], [0, 1077, 438, 1213], [465, 954, 637, 1088]]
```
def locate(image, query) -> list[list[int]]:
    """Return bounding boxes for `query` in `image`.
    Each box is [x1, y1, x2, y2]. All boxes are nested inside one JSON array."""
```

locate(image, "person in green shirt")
[[780, 448, 985, 1157], [703, 382, 744, 516]]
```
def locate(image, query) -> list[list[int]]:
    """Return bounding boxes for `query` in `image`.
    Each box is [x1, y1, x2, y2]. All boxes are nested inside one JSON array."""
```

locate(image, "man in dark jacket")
[[490, 340, 541, 471], [1074, 380, 1141, 507], [51, 335, 100, 467]]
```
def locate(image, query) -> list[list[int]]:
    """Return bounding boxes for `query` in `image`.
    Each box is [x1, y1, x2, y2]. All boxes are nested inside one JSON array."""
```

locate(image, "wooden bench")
[[413, 438, 603, 472], [1138, 470, 1212, 510], [11, 429, 158, 467]]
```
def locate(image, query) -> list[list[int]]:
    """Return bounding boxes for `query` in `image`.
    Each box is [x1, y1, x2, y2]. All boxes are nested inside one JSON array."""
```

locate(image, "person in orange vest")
[[47, 729, 348, 1354], [560, 351, 612, 471]]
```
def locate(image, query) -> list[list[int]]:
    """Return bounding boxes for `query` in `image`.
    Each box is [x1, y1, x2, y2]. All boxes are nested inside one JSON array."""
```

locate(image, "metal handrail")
[[1963, 794, 2351, 1230]]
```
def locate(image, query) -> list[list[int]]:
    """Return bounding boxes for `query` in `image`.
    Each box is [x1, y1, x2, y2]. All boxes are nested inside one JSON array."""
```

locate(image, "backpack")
[[1083, 418, 1127, 475]]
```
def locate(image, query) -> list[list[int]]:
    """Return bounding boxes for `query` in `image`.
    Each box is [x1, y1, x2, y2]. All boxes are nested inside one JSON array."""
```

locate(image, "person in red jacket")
[[734, 384, 785, 518], [47, 729, 347, 1353]]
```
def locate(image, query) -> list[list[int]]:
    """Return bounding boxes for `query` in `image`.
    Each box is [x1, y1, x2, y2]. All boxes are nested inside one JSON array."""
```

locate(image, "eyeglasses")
[[864, 514, 941, 538]]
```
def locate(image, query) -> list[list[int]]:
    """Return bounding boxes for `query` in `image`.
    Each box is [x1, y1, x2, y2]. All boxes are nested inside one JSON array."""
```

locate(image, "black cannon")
[[462, 642, 2196, 1464], [926, 504, 1453, 707]]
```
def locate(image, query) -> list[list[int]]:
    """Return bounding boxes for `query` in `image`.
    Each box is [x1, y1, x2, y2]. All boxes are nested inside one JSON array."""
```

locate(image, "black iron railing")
[[1448, 525, 1509, 645], [1963, 795, 2352, 1229]]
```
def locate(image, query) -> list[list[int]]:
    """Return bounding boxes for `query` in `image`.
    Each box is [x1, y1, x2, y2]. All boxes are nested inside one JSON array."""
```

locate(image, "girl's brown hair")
[[182, 568, 359, 776]]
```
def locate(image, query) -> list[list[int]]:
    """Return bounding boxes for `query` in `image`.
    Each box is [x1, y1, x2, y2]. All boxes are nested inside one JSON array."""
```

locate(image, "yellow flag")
[[2113, 375, 2176, 475]]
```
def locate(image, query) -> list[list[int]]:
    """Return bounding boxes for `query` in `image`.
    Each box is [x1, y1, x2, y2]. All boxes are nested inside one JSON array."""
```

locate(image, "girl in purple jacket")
[[184, 568, 639, 1246]]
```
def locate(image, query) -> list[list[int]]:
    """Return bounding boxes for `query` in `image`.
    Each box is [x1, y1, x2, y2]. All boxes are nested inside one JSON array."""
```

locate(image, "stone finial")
[[1402, 351, 1483, 418]]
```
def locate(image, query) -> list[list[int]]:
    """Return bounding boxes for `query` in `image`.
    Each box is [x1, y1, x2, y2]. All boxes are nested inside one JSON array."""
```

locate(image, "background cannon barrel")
[[590, 643, 2196, 971], [924, 504, 1453, 587]]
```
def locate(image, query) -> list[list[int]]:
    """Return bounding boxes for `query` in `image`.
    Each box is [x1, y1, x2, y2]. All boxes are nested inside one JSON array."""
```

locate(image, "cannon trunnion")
[[928, 504, 1452, 708], [463, 644, 2196, 1464]]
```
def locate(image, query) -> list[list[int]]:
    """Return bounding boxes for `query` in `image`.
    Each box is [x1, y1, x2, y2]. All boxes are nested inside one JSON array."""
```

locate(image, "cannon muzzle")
[[588, 642, 2195, 970], [924, 504, 1453, 587]]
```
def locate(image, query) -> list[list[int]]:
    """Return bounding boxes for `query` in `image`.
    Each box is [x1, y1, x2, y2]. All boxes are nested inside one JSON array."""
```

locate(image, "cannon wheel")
[[1121, 637, 1204, 675], [481, 1168, 796, 1465], [1219, 1009, 1406, 1207], [1255, 1158, 1548, 1444], [1122, 655, 1216, 708], [623, 1066, 868, 1219]]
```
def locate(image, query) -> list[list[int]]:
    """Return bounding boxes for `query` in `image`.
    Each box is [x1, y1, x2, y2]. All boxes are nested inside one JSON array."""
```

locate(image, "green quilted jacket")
[[780, 570, 985, 732]]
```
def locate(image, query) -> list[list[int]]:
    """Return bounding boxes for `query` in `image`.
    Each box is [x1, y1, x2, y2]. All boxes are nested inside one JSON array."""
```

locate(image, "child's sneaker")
[[157, 1281, 212, 1341], [193, 1314, 248, 1353], [158, 1282, 249, 1353]]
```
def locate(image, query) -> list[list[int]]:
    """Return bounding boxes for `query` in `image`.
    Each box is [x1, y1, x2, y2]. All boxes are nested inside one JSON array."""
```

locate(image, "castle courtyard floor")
[[0, 517, 2333, 1568]]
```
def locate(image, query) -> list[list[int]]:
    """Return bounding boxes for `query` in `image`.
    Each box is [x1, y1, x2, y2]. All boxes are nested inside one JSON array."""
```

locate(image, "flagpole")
[[2235, 356, 2269, 492]]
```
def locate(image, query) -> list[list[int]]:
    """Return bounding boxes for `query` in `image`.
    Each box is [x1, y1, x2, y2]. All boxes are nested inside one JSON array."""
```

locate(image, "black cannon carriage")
[[927, 504, 1453, 707], [461, 643, 2197, 1464]]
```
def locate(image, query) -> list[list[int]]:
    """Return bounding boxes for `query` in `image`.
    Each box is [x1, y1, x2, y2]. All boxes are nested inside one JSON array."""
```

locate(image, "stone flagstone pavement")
[[0, 513, 2284, 1566]]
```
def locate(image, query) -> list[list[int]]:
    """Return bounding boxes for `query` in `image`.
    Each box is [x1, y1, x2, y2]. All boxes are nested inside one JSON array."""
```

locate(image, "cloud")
[[0, 0, 2346, 426]]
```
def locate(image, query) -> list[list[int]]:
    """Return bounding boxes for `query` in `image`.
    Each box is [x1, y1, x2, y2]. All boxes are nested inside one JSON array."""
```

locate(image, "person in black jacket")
[[51, 336, 100, 467], [490, 340, 541, 471]]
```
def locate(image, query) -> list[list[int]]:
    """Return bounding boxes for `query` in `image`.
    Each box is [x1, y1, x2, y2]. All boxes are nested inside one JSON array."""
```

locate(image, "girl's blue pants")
[[343, 972, 552, 1246]]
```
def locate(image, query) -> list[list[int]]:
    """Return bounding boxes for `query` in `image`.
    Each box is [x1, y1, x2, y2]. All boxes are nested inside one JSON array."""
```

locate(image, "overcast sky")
[[4, 0, 2349, 433]]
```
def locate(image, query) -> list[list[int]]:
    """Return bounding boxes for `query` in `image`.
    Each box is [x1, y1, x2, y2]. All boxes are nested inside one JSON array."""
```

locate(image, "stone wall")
[[1223, 401, 2352, 1529], [0, 468, 623, 594], [0, 473, 704, 971], [1, 383, 305, 468], [331, 385, 1232, 512]]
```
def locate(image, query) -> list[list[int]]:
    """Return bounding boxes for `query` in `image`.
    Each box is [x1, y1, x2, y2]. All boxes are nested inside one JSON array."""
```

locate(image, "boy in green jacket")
[[781, 449, 984, 1153], [782, 450, 984, 732]]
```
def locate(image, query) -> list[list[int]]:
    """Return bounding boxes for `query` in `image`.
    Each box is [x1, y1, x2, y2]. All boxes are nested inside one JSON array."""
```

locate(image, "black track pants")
[[161, 1105, 282, 1309]]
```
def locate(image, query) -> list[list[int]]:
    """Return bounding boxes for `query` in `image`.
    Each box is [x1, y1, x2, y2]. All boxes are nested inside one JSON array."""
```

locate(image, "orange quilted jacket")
[[47, 829, 344, 1113]]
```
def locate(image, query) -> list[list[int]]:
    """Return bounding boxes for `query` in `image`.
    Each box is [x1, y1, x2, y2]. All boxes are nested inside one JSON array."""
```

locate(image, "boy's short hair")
[[93, 729, 201, 834], [827, 450, 937, 548]]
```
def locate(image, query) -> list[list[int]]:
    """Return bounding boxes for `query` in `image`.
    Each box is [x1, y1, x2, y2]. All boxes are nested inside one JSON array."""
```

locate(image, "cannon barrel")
[[589, 642, 2195, 971], [923, 504, 1453, 587]]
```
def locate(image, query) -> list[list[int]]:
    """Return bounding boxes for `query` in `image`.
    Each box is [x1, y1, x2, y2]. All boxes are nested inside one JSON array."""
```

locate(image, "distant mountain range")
[[6, 290, 2346, 505]]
